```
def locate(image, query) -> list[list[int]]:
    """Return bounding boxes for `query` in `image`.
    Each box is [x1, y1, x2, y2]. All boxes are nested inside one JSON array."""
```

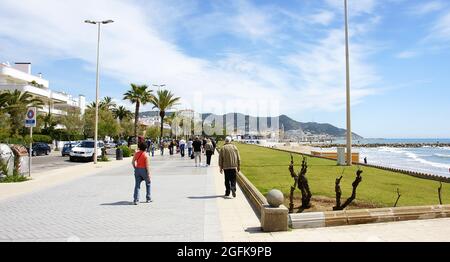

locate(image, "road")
[[31, 149, 116, 174]]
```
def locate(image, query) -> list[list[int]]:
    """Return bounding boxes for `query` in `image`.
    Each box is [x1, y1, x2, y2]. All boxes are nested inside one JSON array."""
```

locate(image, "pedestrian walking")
[[179, 138, 186, 157], [192, 136, 203, 167], [211, 138, 217, 155], [131, 143, 152, 205], [219, 136, 241, 198], [364, 157, 368, 164], [169, 139, 175, 155], [150, 140, 155, 157], [146, 139, 151, 153], [160, 139, 165, 156], [202, 137, 207, 153], [205, 139, 214, 166], [187, 138, 193, 158]]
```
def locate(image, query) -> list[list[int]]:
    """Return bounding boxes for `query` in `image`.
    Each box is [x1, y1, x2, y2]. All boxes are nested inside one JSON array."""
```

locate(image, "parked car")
[[61, 142, 79, 157], [69, 140, 104, 162], [104, 141, 116, 149], [26, 143, 51, 156], [116, 140, 128, 147]]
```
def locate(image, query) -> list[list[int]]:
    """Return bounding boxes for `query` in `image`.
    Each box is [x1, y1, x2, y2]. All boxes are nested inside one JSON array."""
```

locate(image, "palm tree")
[[123, 84, 153, 139], [112, 106, 133, 122], [150, 89, 180, 140], [87, 101, 97, 110], [99, 96, 116, 111], [0, 90, 44, 135]]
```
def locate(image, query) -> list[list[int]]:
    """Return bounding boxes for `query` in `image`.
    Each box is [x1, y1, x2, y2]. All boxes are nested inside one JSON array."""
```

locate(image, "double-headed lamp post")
[[344, 0, 352, 166], [85, 19, 114, 164]]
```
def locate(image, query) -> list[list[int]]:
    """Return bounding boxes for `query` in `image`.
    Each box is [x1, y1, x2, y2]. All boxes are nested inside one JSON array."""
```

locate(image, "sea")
[[330, 138, 450, 177]]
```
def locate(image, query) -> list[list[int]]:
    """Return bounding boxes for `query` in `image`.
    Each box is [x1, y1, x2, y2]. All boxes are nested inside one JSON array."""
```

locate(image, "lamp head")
[[102, 20, 114, 24]]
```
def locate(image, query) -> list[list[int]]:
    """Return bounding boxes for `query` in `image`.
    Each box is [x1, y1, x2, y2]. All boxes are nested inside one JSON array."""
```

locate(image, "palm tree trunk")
[[160, 116, 164, 141], [134, 101, 140, 140]]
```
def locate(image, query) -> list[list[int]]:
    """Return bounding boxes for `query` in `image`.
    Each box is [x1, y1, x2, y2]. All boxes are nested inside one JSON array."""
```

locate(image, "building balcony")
[[0, 65, 49, 88], [40, 106, 67, 116], [0, 83, 51, 98]]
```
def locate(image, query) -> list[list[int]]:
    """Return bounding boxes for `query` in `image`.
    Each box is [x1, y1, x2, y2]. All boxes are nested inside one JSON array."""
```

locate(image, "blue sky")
[[0, 0, 449, 138]]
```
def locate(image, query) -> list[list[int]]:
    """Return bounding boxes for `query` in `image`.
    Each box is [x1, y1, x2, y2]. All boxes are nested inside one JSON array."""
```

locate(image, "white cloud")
[[180, 1, 277, 43], [395, 50, 418, 59], [430, 11, 450, 41], [309, 10, 335, 25], [282, 29, 380, 112], [0, 0, 381, 116], [408, 1, 446, 16], [324, 0, 376, 15]]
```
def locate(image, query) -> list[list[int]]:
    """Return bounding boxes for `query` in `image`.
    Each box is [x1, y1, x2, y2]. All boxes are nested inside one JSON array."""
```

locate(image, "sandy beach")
[[260, 142, 315, 155]]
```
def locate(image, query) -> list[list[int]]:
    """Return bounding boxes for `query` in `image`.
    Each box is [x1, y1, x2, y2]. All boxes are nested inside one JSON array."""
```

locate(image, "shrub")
[[0, 135, 27, 146], [24, 134, 53, 144], [0, 174, 29, 183], [119, 145, 132, 157], [0, 162, 29, 183]]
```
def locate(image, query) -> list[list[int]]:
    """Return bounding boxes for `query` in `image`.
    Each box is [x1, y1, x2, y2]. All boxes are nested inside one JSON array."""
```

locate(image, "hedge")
[[119, 145, 132, 157], [24, 134, 53, 144]]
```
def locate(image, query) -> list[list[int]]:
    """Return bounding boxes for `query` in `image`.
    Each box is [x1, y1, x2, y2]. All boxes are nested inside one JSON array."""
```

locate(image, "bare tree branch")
[[333, 169, 363, 211], [394, 188, 401, 207]]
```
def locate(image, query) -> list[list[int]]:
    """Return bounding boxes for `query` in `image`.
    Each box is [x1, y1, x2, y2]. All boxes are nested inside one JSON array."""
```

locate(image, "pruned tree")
[[394, 188, 401, 207], [288, 154, 296, 213], [333, 168, 363, 211], [438, 182, 443, 205], [288, 154, 312, 213]]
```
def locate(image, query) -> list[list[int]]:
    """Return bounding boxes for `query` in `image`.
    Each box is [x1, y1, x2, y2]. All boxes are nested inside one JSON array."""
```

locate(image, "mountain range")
[[139, 111, 363, 139]]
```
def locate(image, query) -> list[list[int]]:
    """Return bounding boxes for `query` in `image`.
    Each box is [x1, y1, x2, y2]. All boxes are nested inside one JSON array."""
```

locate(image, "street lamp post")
[[344, 0, 352, 166], [152, 84, 165, 141], [85, 19, 114, 164]]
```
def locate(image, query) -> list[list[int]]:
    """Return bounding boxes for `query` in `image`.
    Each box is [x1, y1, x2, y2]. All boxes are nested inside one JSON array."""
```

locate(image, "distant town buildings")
[[0, 62, 86, 116]]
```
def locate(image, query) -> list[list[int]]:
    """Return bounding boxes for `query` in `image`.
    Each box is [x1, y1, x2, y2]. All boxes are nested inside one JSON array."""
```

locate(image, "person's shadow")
[[188, 195, 225, 200], [101, 201, 134, 206]]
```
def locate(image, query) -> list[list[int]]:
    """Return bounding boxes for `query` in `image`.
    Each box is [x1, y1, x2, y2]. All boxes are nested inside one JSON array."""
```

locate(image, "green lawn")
[[232, 143, 450, 208]]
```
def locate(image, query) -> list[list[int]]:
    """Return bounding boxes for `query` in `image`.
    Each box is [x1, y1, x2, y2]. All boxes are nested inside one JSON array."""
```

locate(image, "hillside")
[[139, 111, 363, 139]]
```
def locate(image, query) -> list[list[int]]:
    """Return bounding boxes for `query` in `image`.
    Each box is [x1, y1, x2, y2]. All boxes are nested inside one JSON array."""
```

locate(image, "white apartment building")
[[0, 62, 86, 116]]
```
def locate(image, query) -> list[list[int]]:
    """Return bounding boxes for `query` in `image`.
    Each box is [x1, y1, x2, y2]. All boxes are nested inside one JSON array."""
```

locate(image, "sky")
[[0, 0, 449, 138]]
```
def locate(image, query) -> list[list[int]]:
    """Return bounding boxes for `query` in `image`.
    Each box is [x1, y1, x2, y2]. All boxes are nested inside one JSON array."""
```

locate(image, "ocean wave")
[[405, 152, 450, 169], [378, 147, 406, 154], [435, 153, 450, 158]]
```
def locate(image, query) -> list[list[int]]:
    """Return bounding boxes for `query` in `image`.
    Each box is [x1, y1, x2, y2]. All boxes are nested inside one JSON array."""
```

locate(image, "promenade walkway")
[[1, 152, 450, 242]]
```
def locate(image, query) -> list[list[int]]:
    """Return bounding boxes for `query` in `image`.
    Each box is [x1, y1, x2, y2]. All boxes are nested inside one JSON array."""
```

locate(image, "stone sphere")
[[266, 189, 284, 208]]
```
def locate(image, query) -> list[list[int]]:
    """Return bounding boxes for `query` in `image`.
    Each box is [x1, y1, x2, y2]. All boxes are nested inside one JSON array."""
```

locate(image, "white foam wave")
[[378, 147, 406, 154], [405, 152, 450, 169], [435, 153, 450, 158]]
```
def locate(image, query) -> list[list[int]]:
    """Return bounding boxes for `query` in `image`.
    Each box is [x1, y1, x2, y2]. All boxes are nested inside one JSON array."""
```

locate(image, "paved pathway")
[[2, 151, 450, 242], [0, 154, 222, 241]]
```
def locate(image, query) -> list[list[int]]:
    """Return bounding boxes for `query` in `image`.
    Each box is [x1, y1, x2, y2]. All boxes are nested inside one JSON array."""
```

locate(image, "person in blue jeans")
[[132, 143, 152, 205], [150, 140, 155, 157], [187, 138, 193, 158]]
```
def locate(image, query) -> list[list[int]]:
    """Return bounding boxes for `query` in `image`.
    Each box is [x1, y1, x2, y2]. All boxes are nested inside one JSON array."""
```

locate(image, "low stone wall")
[[215, 146, 268, 215], [236, 171, 268, 216], [290, 205, 450, 229], [266, 146, 450, 183]]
